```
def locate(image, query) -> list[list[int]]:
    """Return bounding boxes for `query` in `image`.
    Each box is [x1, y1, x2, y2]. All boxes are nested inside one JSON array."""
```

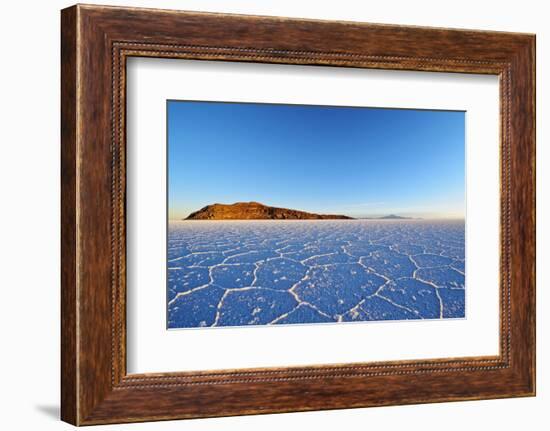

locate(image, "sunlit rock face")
[[167, 220, 465, 329], [184, 201, 354, 220]]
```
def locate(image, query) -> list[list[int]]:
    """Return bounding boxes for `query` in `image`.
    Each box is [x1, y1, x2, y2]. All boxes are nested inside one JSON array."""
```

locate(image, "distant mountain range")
[[361, 214, 416, 220], [185, 202, 354, 220]]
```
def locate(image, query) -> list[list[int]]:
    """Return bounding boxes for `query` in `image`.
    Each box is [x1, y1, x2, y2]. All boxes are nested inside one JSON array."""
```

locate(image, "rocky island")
[[185, 201, 354, 220]]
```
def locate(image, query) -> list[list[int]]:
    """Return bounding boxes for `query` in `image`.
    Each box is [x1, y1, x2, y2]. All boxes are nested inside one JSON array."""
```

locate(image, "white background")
[[0, 0, 547, 430], [127, 59, 500, 373]]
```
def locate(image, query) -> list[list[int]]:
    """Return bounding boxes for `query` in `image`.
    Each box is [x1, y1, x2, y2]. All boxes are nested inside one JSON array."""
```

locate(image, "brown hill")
[[185, 202, 354, 220]]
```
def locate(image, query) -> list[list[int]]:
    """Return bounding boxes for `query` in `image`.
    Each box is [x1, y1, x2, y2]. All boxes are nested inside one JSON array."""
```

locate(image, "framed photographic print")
[[61, 4, 536, 425]]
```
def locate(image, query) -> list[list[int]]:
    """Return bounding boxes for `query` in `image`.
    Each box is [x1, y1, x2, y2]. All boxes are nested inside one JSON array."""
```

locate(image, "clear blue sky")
[[168, 100, 465, 219]]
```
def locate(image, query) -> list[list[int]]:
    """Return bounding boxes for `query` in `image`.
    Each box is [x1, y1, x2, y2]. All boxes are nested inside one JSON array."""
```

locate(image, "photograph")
[[167, 100, 466, 329]]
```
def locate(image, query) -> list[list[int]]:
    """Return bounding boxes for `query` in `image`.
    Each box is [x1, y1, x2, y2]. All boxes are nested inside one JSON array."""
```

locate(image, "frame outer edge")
[[521, 34, 536, 395], [531, 34, 536, 396], [61, 4, 79, 426], [504, 34, 536, 396], [526, 35, 536, 395], [61, 4, 536, 425]]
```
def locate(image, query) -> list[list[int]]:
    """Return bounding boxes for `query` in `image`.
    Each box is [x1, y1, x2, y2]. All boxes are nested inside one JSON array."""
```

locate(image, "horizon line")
[[169, 201, 464, 221], [168, 217, 466, 222]]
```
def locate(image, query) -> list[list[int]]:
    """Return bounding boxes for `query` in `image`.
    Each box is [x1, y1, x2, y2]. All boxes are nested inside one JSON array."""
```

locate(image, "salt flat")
[[167, 220, 465, 329]]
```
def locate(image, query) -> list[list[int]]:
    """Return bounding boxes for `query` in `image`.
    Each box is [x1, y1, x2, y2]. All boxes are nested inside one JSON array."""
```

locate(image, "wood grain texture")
[[60, 4, 536, 425], [60, 6, 78, 425]]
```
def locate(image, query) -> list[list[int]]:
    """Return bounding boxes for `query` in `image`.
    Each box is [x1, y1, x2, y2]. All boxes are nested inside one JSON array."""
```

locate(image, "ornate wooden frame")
[[61, 4, 536, 425]]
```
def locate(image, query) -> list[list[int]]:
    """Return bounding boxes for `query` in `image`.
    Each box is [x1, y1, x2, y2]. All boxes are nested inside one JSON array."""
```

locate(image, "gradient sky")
[[168, 100, 465, 220]]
